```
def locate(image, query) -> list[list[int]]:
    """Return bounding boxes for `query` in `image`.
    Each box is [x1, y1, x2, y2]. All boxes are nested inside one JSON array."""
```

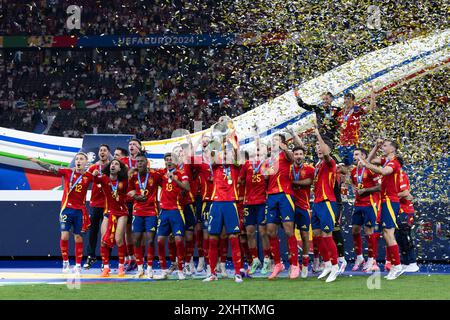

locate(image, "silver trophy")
[[210, 116, 234, 151]]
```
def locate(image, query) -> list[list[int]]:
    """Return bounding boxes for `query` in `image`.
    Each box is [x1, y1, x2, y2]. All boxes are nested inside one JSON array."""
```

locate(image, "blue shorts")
[[183, 204, 197, 231], [352, 205, 377, 228], [311, 201, 338, 232], [208, 201, 240, 235], [195, 195, 203, 221], [266, 193, 295, 224], [201, 202, 212, 230], [60, 208, 83, 234], [338, 145, 356, 166], [243, 204, 267, 227], [157, 209, 185, 237], [295, 207, 311, 232], [380, 200, 400, 230], [132, 215, 157, 233]]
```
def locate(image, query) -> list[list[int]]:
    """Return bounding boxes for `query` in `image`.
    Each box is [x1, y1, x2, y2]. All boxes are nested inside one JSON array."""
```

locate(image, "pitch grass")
[[0, 276, 449, 300]]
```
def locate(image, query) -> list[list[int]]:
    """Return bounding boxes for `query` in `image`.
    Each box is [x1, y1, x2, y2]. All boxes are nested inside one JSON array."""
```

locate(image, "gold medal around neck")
[[227, 179, 232, 185], [358, 183, 364, 189]]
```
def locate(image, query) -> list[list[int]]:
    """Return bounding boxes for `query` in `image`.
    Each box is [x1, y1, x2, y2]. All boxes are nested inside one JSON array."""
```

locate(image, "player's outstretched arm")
[[280, 141, 294, 162], [314, 127, 332, 163], [28, 157, 58, 174], [366, 87, 377, 113], [294, 87, 314, 112], [286, 126, 305, 148]]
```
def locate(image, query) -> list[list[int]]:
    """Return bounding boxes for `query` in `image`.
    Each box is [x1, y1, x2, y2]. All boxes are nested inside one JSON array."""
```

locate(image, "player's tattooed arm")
[[28, 157, 58, 174], [367, 139, 383, 164]]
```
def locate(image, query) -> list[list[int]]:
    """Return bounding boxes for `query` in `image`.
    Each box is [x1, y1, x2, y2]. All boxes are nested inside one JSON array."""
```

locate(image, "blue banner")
[[77, 34, 235, 47]]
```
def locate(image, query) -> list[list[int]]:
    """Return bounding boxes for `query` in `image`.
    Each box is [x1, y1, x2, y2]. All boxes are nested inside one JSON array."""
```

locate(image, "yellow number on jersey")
[[75, 184, 83, 192], [166, 183, 173, 191], [252, 174, 261, 183]]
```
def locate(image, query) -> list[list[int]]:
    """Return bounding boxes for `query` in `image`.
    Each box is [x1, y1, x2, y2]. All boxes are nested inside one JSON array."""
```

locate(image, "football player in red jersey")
[[311, 128, 340, 283], [351, 148, 381, 272], [359, 138, 404, 280], [191, 134, 215, 276], [264, 133, 299, 280], [127, 152, 161, 278], [337, 90, 376, 169], [84, 144, 111, 269], [92, 159, 129, 277], [173, 143, 199, 276], [397, 167, 419, 273], [30, 153, 93, 275], [291, 146, 315, 278], [203, 135, 244, 283], [120, 138, 144, 271], [114, 147, 128, 159], [239, 142, 271, 275], [154, 152, 190, 280]]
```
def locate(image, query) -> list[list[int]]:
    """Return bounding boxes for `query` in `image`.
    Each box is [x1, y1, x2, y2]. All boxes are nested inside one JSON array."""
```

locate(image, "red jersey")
[[351, 166, 380, 207], [266, 151, 293, 195], [58, 168, 93, 210], [158, 168, 189, 210], [338, 105, 366, 146], [292, 163, 315, 210], [94, 175, 128, 216], [313, 158, 337, 203], [178, 160, 198, 206], [120, 156, 137, 169], [211, 164, 240, 202], [194, 155, 214, 201], [380, 157, 401, 203], [128, 170, 161, 216], [239, 160, 267, 205], [87, 163, 107, 208], [399, 170, 414, 213]]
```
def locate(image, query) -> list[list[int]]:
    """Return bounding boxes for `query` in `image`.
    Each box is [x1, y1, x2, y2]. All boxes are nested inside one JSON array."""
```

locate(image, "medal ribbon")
[[69, 170, 84, 193], [292, 164, 303, 181], [137, 172, 149, 193]]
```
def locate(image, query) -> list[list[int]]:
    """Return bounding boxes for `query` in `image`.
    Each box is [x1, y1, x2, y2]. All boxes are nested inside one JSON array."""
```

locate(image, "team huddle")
[[29, 90, 418, 284]]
